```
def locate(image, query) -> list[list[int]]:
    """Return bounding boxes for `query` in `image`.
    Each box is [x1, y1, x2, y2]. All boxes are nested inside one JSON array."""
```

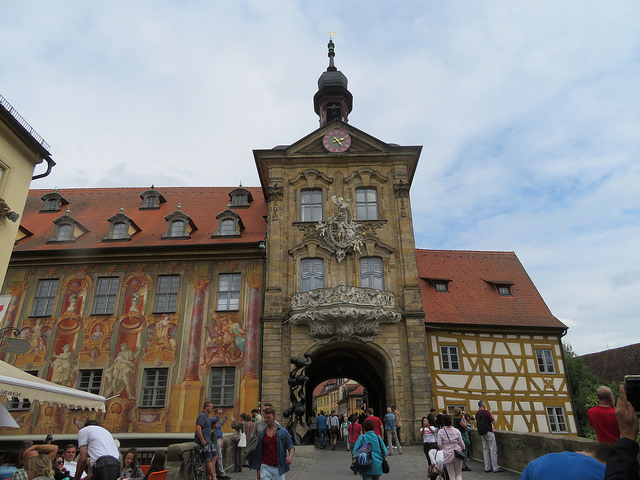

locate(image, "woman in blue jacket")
[[352, 418, 388, 480]]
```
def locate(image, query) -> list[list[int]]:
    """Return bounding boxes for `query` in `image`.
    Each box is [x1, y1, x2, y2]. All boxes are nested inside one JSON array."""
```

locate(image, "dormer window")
[[57, 224, 73, 241], [139, 188, 166, 210], [49, 211, 87, 243], [422, 277, 452, 293], [112, 223, 127, 239], [497, 285, 512, 296], [484, 279, 514, 296], [40, 191, 68, 212], [228, 188, 253, 208], [104, 211, 139, 242], [162, 210, 194, 239], [212, 209, 243, 238], [170, 220, 185, 237]]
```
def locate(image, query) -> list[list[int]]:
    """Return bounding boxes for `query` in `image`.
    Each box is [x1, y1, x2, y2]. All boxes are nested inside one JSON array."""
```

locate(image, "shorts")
[[202, 443, 217, 462]]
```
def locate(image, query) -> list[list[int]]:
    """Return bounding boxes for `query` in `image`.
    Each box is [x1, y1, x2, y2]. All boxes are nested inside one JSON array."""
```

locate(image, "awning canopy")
[[0, 360, 105, 412]]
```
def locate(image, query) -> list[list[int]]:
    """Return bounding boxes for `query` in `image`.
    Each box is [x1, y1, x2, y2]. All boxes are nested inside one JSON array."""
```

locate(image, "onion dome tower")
[[313, 37, 353, 126]]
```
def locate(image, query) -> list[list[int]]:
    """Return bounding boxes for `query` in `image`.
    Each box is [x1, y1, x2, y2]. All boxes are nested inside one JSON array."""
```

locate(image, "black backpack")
[[476, 411, 490, 436]]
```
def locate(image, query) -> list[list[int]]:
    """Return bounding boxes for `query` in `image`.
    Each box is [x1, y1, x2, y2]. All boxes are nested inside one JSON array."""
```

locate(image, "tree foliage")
[[563, 342, 612, 438]]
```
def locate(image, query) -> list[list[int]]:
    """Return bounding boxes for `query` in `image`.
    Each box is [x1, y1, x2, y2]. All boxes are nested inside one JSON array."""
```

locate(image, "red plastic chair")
[[146, 470, 168, 480], [140, 465, 150, 475]]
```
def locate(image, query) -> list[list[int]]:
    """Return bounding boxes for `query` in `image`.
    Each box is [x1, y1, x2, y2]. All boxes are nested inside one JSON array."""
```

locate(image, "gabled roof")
[[14, 187, 267, 252], [416, 249, 566, 330]]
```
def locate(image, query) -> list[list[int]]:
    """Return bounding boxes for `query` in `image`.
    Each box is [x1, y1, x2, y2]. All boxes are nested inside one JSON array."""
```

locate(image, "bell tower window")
[[327, 102, 342, 122]]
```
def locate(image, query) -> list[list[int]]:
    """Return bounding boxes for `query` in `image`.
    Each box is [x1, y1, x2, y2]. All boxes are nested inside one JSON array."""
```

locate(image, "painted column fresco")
[[185, 279, 209, 380]]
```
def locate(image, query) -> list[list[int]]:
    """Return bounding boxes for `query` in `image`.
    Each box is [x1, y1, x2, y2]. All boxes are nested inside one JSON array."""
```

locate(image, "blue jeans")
[[318, 429, 326, 447], [260, 464, 285, 480]]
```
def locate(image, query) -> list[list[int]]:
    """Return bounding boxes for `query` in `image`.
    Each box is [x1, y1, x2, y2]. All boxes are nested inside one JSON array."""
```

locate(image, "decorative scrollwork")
[[316, 196, 364, 262]]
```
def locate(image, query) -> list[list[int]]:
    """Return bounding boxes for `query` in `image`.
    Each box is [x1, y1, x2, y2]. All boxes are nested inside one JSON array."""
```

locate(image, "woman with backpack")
[[351, 418, 388, 480]]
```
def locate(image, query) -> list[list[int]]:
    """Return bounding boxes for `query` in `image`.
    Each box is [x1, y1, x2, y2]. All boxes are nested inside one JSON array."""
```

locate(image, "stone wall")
[[468, 430, 599, 472]]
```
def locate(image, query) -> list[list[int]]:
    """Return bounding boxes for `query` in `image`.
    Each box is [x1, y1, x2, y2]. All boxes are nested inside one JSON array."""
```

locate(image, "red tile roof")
[[416, 249, 566, 330], [14, 187, 267, 252]]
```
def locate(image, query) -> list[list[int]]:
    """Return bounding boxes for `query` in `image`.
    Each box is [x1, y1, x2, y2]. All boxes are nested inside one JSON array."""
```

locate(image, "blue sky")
[[1, 1, 639, 355]]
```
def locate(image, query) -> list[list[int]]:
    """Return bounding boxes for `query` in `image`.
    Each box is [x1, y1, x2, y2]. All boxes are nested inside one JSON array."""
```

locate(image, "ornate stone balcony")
[[289, 283, 401, 344]]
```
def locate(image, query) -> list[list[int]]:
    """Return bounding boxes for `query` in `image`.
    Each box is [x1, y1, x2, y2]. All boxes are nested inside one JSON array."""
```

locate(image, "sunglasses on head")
[[55, 461, 63, 465]]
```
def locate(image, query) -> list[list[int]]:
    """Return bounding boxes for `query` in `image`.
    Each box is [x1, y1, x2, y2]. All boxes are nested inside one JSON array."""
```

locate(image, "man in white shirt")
[[74, 420, 120, 480]]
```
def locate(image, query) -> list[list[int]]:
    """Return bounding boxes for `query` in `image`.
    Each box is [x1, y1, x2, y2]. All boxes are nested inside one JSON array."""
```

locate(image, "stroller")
[[427, 449, 447, 480]]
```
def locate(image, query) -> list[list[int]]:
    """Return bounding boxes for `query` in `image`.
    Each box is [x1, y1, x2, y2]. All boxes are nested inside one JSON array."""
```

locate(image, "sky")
[[1, 1, 638, 356]]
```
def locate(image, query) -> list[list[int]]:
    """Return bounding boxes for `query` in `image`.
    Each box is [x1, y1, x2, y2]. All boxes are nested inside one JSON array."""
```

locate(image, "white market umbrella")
[[0, 403, 19, 428], [0, 360, 105, 411]]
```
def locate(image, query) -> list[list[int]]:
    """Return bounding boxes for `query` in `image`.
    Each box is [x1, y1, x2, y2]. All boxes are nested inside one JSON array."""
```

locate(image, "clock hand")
[[332, 136, 344, 146]]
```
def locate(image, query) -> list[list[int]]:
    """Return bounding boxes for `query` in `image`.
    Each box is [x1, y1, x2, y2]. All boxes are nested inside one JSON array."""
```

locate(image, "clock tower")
[[255, 39, 431, 441]]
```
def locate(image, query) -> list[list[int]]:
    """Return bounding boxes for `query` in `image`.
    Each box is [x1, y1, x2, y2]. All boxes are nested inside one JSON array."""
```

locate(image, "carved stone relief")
[[316, 196, 364, 262], [290, 284, 401, 344]]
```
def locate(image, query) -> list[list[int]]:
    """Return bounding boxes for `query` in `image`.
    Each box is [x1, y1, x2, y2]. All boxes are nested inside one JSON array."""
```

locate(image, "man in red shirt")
[[365, 408, 384, 437], [588, 386, 621, 444]]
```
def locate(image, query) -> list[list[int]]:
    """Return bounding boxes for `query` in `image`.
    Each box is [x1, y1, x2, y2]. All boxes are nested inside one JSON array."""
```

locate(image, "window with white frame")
[[355, 188, 379, 220], [360, 257, 384, 290], [301, 190, 323, 222], [170, 219, 185, 237], [209, 367, 235, 406], [154, 275, 179, 313], [536, 349, 556, 374], [300, 258, 324, 292], [78, 369, 102, 395], [31, 279, 59, 317], [440, 345, 460, 371], [217, 273, 241, 311], [93, 277, 119, 315], [546, 406, 568, 433], [140, 368, 168, 407]]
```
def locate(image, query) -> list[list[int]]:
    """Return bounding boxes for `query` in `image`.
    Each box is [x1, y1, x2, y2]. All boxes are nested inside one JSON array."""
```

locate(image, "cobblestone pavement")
[[221, 444, 521, 480]]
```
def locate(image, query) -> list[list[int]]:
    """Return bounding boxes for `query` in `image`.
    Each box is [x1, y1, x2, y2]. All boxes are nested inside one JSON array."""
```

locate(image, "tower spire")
[[314, 35, 353, 126]]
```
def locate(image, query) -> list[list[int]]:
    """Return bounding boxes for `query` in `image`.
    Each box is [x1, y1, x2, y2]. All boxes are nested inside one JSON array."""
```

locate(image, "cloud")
[[1, 0, 639, 356]]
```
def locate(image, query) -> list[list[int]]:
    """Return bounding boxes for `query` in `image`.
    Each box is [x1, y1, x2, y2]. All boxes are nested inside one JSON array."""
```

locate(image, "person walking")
[[341, 415, 352, 451], [351, 419, 388, 480], [348, 415, 363, 451], [316, 411, 327, 449], [248, 406, 295, 480], [475, 401, 504, 473], [437, 415, 465, 480], [328, 410, 340, 450], [383, 407, 402, 455]]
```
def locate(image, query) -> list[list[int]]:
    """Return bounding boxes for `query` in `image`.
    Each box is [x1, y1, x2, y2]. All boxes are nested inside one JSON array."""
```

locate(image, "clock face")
[[323, 128, 352, 153]]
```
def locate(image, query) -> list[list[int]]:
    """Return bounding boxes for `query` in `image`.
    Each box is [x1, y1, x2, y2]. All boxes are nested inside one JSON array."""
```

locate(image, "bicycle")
[[180, 445, 207, 480]]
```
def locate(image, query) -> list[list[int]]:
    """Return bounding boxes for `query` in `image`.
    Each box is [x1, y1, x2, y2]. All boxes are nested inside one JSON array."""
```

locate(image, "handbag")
[[376, 434, 390, 474], [238, 431, 247, 448], [428, 463, 443, 479]]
